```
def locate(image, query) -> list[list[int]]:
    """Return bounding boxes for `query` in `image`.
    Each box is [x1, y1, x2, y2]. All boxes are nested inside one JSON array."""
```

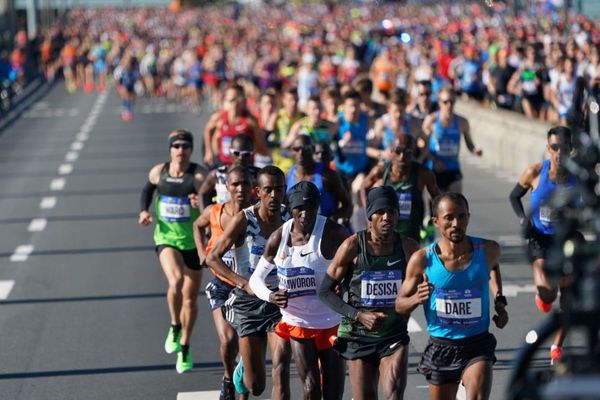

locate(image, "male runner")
[[364, 135, 440, 242], [508, 126, 578, 364], [206, 166, 291, 399], [396, 192, 508, 400], [193, 167, 252, 400], [138, 130, 205, 373], [319, 186, 419, 400], [250, 181, 349, 400]]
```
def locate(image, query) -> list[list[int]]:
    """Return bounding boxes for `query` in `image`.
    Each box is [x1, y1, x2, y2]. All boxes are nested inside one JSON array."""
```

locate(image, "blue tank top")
[[287, 163, 336, 217], [530, 159, 575, 235], [425, 113, 461, 171], [383, 117, 411, 150], [335, 112, 369, 177], [423, 237, 490, 339]]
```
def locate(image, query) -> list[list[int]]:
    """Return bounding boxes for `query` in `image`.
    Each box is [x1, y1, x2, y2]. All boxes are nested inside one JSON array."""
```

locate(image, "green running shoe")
[[233, 359, 249, 394], [176, 348, 193, 374], [164, 326, 181, 354]]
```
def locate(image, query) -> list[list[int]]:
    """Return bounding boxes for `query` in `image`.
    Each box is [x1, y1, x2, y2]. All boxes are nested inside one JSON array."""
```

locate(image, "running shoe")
[[176, 348, 193, 374], [84, 81, 94, 93], [219, 377, 235, 400], [550, 345, 562, 365], [164, 326, 181, 354], [233, 359, 249, 394], [121, 110, 133, 121], [535, 295, 552, 313]]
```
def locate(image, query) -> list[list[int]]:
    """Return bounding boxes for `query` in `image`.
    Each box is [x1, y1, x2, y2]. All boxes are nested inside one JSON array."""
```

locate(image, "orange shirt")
[[207, 203, 236, 286]]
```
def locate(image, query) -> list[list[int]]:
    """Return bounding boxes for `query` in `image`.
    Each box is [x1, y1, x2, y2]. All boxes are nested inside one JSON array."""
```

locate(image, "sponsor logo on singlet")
[[434, 288, 482, 327]]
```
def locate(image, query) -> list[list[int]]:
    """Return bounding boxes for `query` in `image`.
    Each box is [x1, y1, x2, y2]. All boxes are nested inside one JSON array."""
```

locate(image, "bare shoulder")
[[148, 162, 165, 183], [401, 236, 420, 258], [521, 161, 543, 186]]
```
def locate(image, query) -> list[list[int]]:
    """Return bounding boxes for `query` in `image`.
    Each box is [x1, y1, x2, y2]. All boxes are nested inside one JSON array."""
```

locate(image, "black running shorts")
[[155, 245, 201, 271], [205, 277, 235, 310], [434, 170, 463, 192], [334, 332, 410, 362], [221, 287, 281, 337], [417, 332, 496, 385]]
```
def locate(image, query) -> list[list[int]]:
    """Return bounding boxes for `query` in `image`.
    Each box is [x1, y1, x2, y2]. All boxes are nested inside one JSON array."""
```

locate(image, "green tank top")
[[338, 230, 408, 339], [299, 117, 332, 144], [153, 162, 199, 250], [383, 161, 424, 241]]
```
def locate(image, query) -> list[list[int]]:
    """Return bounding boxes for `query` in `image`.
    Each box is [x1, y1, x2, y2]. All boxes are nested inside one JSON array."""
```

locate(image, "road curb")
[[0, 78, 54, 134]]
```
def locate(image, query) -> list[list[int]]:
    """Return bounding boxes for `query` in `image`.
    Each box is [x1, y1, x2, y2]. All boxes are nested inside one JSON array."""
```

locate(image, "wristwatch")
[[494, 294, 507, 307]]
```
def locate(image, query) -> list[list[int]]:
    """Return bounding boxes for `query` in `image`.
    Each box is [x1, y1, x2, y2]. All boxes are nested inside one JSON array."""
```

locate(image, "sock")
[[171, 324, 182, 335], [180, 344, 189, 358]]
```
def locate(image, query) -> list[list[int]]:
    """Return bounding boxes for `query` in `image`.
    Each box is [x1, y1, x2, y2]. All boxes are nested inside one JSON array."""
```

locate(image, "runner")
[[422, 87, 483, 193], [319, 186, 419, 400], [508, 126, 578, 365], [193, 167, 253, 400], [138, 130, 205, 373], [273, 87, 304, 174], [286, 134, 352, 220], [396, 192, 508, 400], [206, 166, 291, 399], [250, 181, 349, 400], [284, 96, 336, 148], [364, 134, 440, 242]]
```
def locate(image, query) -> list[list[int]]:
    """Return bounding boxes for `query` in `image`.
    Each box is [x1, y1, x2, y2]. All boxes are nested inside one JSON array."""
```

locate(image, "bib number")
[[360, 270, 402, 307], [221, 136, 232, 158], [434, 288, 482, 327], [397, 192, 412, 220], [539, 206, 555, 227], [437, 139, 459, 158], [278, 266, 317, 298], [159, 196, 190, 222]]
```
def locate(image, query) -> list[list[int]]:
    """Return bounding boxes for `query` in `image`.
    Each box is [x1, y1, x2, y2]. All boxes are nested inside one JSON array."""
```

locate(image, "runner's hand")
[[473, 147, 483, 157], [493, 306, 508, 329], [269, 289, 288, 309], [138, 210, 153, 226], [356, 310, 387, 331], [434, 160, 446, 172], [415, 273, 433, 304]]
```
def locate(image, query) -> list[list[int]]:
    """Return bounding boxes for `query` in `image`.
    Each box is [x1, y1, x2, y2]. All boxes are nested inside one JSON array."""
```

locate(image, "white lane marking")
[[50, 178, 66, 191], [503, 284, 536, 297], [28, 218, 47, 232], [65, 151, 79, 162], [416, 385, 429, 389], [40, 197, 57, 209], [456, 383, 466, 400], [76, 132, 89, 141], [10, 245, 34, 262], [497, 235, 525, 247], [408, 317, 423, 332], [71, 141, 84, 151], [0, 280, 15, 299], [177, 392, 226, 400], [58, 163, 73, 175]]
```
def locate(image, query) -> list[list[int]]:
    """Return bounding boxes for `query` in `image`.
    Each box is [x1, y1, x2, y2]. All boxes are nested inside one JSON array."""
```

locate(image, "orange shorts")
[[275, 322, 338, 351]]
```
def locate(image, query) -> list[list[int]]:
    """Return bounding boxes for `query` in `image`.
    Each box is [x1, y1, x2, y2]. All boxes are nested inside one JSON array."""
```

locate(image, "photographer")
[[508, 126, 580, 365]]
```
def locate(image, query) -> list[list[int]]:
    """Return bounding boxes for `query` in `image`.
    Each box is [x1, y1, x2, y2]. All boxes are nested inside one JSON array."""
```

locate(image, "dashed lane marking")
[[50, 178, 66, 191], [65, 151, 79, 162], [28, 218, 47, 232], [40, 197, 57, 209], [408, 317, 423, 332], [71, 141, 84, 151], [10, 245, 34, 262], [58, 164, 73, 175], [176, 392, 270, 400], [0, 280, 15, 299]]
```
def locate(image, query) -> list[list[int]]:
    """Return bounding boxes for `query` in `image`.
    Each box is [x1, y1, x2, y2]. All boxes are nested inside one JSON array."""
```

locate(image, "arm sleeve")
[[249, 257, 276, 302], [509, 183, 528, 221], [140, 181, 157, 212], [318, 273, 358, 320]]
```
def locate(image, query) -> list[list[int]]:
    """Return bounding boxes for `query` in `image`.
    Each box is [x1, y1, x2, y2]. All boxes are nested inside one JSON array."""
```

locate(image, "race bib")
[[435, 288, 482, 327], [437, 139, 459, 158], [360, 270, 403, 307], [522, 80, 537, 94], [397, 192, 412, 220], [159, 195, 190, 222], [539, 206, 555, 226], [343, 139, 365, 155], [221, 136, 232, 157], [278, 266, 317, 298]]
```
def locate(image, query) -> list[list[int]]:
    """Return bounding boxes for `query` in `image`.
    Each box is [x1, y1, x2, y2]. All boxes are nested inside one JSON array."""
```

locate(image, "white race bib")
[[278, 266, 317, 298], [539, 206, 555, 226], [222, 136, 232, 157], [159, 195, 190, 222], [397, 192, 412, 220], [435, 288, 482, 327], [360, 270, 402, 307], [437, 139, 459, 158]]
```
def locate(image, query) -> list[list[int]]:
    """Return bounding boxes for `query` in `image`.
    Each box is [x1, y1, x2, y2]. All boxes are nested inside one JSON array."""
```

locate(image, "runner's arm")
[[206, 211, 249, 289], [485, 241, 508, 328], [138, 164, 162, 225], [281, 119, 302, 149], [460, 117, 482, 156], [509, 163, 540, 232], [203, 112, 220, 165], [395, 249, 430, 314], [421, 168, 441, 199], [198, 170, 217, 212], [193, 205, 212, 265], [249, 118, 270, 156], [326, 170, 353, 220]]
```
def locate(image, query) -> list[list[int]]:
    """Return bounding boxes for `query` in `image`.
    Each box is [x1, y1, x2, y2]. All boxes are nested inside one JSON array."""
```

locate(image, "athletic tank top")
[[154, 163, 199, 250], [335, 112, 369, 177], [299, 117, 332, 144], [218, 111, 253, 164], [338, 231, 408, 339], [383, 161, 424, 241], [426, 112, 461, 172], [423, 237, 490, 339], [530, 159, 575, 235], [382, 117, 411, 151], [286, 163, 336, 218], [232, 205, 289, 287], [275, 216, 340, 329], [206, 203, 236, 286]]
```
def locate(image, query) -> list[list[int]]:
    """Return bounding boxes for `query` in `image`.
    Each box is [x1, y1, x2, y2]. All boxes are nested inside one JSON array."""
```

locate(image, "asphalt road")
[[0, 82, 583, 400]]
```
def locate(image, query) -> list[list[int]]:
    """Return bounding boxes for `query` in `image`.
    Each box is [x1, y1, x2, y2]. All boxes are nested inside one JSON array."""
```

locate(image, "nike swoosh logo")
[[387, 260, 402, 267], [300, 251, 313, 257], [302, 197, 310, 200], [389, 340, 402, 350]]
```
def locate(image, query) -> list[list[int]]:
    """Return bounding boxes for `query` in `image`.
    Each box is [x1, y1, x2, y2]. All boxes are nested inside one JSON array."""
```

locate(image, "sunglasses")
[[549, 143, 571, 152], [292, 145, 313, 152], [171, 143, 192, 149], [394, 146, 413, 154], [231, 149, 254, 157]]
